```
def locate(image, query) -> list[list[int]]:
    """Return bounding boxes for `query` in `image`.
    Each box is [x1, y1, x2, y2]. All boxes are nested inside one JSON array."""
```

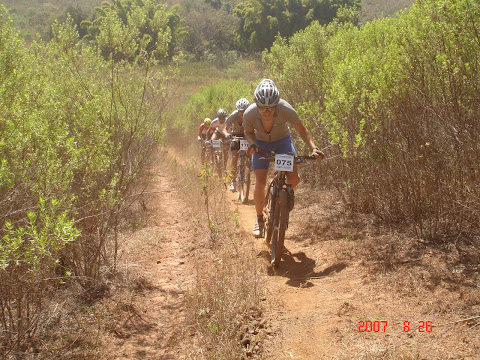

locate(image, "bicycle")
[[211, 139, 226, 179], [200, 139, 212, 165], [259, 152, 316, 267], [231, 136, 252, 204]]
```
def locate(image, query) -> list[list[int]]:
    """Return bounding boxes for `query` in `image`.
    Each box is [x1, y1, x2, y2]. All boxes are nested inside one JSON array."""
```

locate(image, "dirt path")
[[100, 148, 480, 360], [205, 161, 480, 359]]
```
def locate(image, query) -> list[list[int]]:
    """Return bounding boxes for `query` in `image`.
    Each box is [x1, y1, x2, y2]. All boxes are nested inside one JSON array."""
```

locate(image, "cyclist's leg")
[[251, 144, 270, 236], [210, 131, 219, 159], [231, 149, 239, 174], [229, 149, 239, 190], [253, 169, 268, 216]]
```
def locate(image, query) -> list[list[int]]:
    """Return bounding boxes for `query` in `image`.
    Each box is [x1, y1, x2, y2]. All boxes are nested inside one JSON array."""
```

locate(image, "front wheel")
[[271, 190, 288, 267], [215, 151, 223, 179], [263, 183, 274, 244], [240, 163, 251, 204]]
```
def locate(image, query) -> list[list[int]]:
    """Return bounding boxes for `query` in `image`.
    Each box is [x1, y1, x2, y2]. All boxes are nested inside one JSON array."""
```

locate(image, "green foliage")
[[0, 0, 102, 42], [174, 0, 240, 63], [359, 0, 414, 24], [81, 0, 189, 61], [233, 0, 360, 52], [0, 9, 172, 354], [263, 0, 480, 240], [263, 21, 329, 142], [174, 78, 256, 135]]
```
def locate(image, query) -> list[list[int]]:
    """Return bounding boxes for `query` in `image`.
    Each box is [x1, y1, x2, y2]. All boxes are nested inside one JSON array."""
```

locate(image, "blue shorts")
[[252, 136, 297, 170]]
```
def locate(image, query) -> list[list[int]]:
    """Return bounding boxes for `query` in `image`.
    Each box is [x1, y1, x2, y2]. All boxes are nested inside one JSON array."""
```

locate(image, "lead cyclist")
[[226, 98, 250, 192], [243, 79, 325, 238]]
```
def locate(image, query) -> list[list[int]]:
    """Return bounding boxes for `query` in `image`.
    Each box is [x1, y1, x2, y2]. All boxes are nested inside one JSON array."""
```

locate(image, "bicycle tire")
[[263, 183, 274, 244], [215, 151, 223, 178], [236, 160, 243, 200], [271, 190, 288, 267], [240, 163, 251, 204]]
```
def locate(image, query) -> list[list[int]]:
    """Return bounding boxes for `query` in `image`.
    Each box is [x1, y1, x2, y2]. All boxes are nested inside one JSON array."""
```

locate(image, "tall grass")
[[163, 143, 265, 360]]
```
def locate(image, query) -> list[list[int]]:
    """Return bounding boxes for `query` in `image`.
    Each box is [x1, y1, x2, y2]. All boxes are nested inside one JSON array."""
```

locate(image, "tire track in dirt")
[[224, 176, 480, 359], [104, 158, 197, 359], [225, 187, 362, 359], [111, 146, 479, 360]]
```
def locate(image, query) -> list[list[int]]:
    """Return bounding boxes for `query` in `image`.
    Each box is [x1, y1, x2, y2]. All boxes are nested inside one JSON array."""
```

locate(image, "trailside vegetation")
[[233, 0, 361, 52], [263, 0, 480, 241], [80, 0, 189, 61], [0, 5, 172, 355]]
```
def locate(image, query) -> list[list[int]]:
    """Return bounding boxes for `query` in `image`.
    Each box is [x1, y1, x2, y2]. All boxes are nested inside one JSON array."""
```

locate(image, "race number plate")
[[240, 140, 249, 151], [212, 140, 221, 148], [274, 154, 294, 172]]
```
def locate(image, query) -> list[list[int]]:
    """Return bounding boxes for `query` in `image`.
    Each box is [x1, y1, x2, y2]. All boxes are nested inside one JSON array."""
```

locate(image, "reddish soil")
[[97, 147, 480, 359]]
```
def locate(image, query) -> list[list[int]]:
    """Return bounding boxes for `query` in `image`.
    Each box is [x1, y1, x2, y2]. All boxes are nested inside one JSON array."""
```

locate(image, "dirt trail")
[[102, 148, 480, 360], [203, 157, 480, 359]]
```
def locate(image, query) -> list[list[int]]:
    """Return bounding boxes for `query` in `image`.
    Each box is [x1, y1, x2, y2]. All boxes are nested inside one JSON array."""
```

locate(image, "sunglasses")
[[257, 106, 276, 113]]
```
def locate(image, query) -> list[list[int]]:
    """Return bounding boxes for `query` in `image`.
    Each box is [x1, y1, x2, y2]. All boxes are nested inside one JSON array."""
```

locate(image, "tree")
[[234, 0, 360, 52], [81, 0, 188, 61]]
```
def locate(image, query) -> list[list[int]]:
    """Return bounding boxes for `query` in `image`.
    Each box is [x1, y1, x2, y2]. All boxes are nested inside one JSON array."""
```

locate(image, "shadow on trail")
[[259, 249, 348, 287]]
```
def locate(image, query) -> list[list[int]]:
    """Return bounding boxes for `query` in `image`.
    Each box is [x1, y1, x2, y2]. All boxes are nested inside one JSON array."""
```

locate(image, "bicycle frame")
[[261, 152, 316, 266], [211, 139, 226, 178], [231, 136, 251, 203]]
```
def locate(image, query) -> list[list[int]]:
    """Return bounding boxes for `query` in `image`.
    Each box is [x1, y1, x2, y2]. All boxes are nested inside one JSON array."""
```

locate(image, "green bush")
[[173, 78, 256, 136], [263, 0, 480, 240], [0, 9, 170, 355]]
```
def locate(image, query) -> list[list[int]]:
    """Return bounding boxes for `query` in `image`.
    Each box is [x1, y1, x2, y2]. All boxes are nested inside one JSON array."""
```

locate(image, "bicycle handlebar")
[[257, 151, 317, 163]]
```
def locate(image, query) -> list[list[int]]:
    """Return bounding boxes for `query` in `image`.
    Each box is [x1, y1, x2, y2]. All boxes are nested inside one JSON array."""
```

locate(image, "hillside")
[[360, 0, 414, 23], [0, 0, 102, 41], [1, 0, 415, 42]]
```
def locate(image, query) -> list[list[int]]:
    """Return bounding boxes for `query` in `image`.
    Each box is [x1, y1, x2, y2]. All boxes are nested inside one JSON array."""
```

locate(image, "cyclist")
[[198, 117, 212, 162], [209, 108, 230, 167], [226, 98, 250, 192], [243, 79, 325, 238]]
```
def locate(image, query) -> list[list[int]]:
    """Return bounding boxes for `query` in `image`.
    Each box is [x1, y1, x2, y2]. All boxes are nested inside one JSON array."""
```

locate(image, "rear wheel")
[[271, 190, 288, 267], [236, 161, 243, 200], [215, 151, 223, 178]]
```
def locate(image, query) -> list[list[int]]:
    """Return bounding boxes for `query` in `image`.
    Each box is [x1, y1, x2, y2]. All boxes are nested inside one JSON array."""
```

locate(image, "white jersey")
[[211, 117, 226, 133]]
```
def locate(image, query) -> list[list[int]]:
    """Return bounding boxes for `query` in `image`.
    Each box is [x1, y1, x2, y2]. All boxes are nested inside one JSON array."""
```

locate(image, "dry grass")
[[17, 142, 265, 360], [164, 142, 267, 359]]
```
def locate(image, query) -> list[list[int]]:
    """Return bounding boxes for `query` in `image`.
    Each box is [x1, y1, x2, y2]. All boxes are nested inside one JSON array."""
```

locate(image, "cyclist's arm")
[[293, 122, 325, 161], [244, 128, 258, 154], [207, 126, 216, 138], [225, 117, 232, 134], [292, 122, 324, 160], [292, 122, 316, 151], [244, 128, 256, 145]]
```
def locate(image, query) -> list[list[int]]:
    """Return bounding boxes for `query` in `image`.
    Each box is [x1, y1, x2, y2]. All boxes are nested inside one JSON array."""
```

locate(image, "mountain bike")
[[260, 152, 316, 267], [231, 136, 252, 204], [211, 139, 225, 179], [201, 139, 212, 165]]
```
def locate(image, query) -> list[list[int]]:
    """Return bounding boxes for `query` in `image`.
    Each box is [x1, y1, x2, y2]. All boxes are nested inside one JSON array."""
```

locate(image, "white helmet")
[[254, 79, 280, 107], [235, 98, 250, 111], [217, 108, 227, 118]]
